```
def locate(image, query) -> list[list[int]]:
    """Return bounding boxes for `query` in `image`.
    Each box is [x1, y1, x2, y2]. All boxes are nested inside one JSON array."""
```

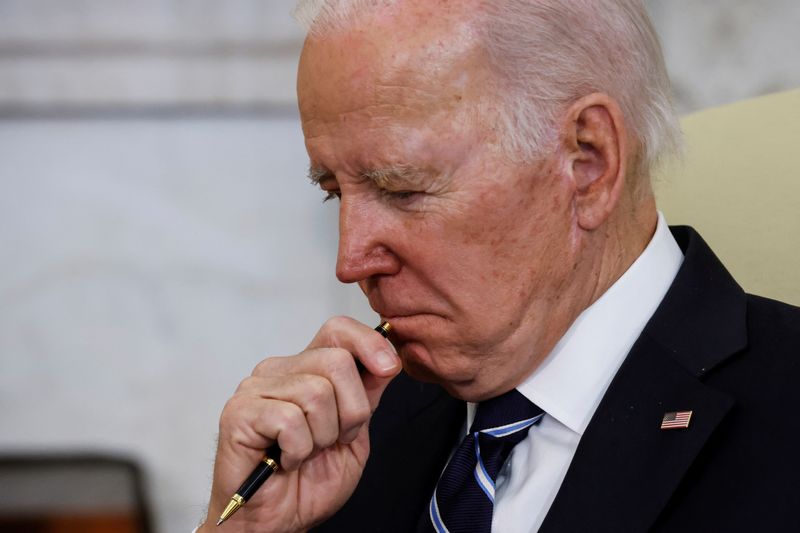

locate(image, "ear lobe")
[[565, 94, 627, 230]]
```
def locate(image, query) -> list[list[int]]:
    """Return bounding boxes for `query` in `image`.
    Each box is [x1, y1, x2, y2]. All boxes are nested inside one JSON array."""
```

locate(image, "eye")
[[393, 191, 416, 200], [382, 189, 419, 201]]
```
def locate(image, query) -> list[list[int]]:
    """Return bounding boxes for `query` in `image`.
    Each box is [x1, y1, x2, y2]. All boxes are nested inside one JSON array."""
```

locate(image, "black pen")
[[216, 321, 394, 526]]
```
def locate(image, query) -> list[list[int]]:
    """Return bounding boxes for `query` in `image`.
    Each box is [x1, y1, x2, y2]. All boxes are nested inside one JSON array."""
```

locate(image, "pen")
[[216, 321, 394, 526]]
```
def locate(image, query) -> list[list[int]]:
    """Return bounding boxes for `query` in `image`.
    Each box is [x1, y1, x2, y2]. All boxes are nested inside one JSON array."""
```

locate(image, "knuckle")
[[252, 356, 279, 376], [234, 376, 256, 394], [273, 407, 314, 461], [273, 402, 306, 432], [304, 375, 334, 410], [221, 394, 242, 416], [322, 315, 352, 333], [324, 348, 355, 376]]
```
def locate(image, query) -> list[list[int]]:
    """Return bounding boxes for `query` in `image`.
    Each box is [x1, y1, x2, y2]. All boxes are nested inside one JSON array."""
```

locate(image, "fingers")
[[254, 348, 372, 434], [311, 316, 401, 411], [236, 374, 339, 451], [224, 398, 313, 471], [262, 316, 401, 409], [254, 347, 372, 443], [224, 317, 401, 471], [308, 316, 400, 378]]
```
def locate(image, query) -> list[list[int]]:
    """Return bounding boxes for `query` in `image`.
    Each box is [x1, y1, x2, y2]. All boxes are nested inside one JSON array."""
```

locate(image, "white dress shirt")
[[466, 212, 684, 533]]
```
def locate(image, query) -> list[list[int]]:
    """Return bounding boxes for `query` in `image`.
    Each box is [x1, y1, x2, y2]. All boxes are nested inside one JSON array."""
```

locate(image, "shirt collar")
[[506, 212, 684, 435]]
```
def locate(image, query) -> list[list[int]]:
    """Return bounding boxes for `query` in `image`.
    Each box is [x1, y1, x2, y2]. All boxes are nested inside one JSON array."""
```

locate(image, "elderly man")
[[199, 1, 800, 532]]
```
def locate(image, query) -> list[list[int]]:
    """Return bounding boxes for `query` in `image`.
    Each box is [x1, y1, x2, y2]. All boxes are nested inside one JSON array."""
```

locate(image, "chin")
[[397, 342, 481, 399], [398, 342, 519, 402], [397, 342, 439, 381], [401, 358, 441, 384]]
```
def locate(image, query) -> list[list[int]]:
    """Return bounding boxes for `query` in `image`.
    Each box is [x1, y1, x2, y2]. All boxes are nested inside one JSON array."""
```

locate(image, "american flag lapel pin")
[[661, 410, 693, 430]]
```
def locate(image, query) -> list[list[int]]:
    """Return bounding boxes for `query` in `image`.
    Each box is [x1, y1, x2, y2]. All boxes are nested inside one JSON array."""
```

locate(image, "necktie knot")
[[470, 388, 544, 439], [469, 389, 544, 482]]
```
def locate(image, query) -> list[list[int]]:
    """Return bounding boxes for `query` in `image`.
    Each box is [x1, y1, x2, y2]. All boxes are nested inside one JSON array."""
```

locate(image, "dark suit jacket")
[[315, 226, 800, 532]]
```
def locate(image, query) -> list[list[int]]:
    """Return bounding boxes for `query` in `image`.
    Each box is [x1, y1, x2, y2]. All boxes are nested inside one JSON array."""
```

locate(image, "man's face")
[[297, 9, 582, 401]]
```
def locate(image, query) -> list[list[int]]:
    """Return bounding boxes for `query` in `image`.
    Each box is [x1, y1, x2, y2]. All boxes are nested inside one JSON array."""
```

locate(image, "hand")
[[200, 317, 402, 533]]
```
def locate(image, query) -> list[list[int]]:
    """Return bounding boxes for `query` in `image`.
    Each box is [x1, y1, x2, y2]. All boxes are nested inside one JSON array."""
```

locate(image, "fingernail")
[[375, 349, 399, 373]]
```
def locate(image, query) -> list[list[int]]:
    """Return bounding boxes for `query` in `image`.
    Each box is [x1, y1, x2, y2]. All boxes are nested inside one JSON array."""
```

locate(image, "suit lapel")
[[540, 227, 746, 533], [367, 374, 464, 531], [539, 334, 733, 532]]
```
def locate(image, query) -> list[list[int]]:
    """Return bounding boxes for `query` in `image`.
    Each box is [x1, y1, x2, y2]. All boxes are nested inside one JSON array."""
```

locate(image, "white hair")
[[293, 0, 397, 33], [293, 0, 682, 178]]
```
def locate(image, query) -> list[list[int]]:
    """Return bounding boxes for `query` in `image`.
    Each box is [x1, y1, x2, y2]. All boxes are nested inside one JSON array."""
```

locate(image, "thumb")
[[362, 341, 401, 409]]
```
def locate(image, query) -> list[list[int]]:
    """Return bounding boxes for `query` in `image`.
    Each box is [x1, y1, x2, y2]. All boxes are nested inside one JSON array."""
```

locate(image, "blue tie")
[[420, 389, 544, 533]]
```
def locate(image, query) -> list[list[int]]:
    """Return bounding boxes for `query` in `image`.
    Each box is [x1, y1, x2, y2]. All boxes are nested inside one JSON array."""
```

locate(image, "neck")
[[583, 195, 658, 309]]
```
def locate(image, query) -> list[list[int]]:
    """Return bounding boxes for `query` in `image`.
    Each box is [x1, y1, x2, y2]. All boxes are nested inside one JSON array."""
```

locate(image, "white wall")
[[1, 1, 799, 114], [0, 0, 304, 108], [647, 0, 800, 114], [0, 117, 375, 530], [0, 2, 798, 532]]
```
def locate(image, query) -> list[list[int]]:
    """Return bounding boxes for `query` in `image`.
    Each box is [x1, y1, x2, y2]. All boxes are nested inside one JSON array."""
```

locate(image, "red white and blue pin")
[[661, 410, 693, 430]]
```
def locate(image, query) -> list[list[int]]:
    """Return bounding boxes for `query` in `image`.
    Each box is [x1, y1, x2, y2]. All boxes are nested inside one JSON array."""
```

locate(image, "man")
[[199, 1, 800, 531]]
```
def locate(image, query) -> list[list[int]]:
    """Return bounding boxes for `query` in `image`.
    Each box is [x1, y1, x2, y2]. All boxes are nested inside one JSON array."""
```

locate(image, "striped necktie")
[[419, 389, 544, 533]]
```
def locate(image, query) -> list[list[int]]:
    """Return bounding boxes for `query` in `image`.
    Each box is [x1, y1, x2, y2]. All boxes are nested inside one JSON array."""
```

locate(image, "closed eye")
[[383, 190, 417, 200]]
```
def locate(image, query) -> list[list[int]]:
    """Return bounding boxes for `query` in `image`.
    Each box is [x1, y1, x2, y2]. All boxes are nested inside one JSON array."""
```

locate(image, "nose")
[[335, 196, 400, 283]]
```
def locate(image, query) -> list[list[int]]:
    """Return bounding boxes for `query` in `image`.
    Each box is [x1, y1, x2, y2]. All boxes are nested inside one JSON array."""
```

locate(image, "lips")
[[376, 314, 425, 333], [365, 284, 447, 327], [370, 305, 430, 335], [366, 292, 422, 319]]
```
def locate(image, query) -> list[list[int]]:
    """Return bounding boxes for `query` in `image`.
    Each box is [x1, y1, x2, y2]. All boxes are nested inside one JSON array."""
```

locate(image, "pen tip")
[[216, 519, 224, 526]]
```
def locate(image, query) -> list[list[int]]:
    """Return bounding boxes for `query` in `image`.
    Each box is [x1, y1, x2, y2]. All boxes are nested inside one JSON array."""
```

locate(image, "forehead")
[[297, 3, 489, 129]]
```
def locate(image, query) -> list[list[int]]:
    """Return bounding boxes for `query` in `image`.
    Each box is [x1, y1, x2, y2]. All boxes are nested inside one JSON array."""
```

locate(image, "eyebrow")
[[307, 166, 329, 185], [362, 165, 431, 188], [307, 164, 431, 188]]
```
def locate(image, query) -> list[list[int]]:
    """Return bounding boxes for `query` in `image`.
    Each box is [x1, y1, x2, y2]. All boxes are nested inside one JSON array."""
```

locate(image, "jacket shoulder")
[[746, 293, 800, 341]]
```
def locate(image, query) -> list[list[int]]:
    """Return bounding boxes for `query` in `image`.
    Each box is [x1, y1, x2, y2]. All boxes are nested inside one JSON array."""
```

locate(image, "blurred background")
[[0, 1, 798, 531]]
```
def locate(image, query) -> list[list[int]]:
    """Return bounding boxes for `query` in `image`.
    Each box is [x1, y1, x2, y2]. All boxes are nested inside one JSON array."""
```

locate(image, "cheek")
[[461, 183, 549, 255], [455, 178, 573, 296]]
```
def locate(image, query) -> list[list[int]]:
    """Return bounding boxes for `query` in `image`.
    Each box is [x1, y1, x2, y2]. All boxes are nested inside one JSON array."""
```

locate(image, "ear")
[[561, 93, 629, 231]]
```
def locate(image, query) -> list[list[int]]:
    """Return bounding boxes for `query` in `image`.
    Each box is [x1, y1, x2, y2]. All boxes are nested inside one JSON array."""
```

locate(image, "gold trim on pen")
[[217, 494, 245, 525], [376, 321, 392, 337], [263, 456, 279, 473]]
